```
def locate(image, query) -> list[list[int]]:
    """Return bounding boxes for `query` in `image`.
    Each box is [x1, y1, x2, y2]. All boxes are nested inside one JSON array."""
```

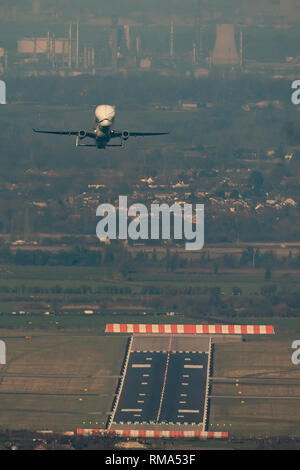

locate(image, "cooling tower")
[[211, 24, 239, 66]]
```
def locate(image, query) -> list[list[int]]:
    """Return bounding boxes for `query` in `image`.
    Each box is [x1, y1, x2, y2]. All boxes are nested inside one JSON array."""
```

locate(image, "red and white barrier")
[[105, 323, 275, 335], [77, 428, 228, 439]]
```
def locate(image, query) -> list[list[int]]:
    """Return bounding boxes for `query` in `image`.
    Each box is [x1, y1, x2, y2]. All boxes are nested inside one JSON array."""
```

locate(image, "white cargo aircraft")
[[33, 105, 169, 149]]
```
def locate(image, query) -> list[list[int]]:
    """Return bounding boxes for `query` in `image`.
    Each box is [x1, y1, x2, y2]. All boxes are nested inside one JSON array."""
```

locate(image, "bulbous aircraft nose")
[[101, 119, 111, 127]]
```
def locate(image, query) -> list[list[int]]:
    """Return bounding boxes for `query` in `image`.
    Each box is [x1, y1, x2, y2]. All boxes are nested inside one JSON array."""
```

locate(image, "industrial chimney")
[[124, 25, 131, 51], [32, 0, 41, 15], [210, 24, 239, 66]]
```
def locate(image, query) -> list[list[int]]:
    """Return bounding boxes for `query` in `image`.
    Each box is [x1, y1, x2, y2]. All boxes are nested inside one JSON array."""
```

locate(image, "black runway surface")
[[113, 350, 208, 426]]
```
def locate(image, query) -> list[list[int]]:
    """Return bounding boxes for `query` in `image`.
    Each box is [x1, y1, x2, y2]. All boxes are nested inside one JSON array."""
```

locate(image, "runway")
[[113, 350, 208, 426]]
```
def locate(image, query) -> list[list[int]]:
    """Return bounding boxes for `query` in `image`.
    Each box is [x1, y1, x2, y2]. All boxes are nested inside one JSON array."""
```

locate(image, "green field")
[[209, 336, 300, 438], [1, 266, 300, 335], [0, 333, 127, 431], [2, 265, 300, 293]]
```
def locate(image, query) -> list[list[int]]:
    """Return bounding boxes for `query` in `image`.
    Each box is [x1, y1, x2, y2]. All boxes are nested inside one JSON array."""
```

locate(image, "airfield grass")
[[211, 382, 300, 397], [0, 264, 300, 334], [1, 310, 300, 334], [213, 336, 298, 378], [209, 398, 300, 438], [3, 265, 300, 296], [209, 336, 300, 438], [0, 334, 127, 431]]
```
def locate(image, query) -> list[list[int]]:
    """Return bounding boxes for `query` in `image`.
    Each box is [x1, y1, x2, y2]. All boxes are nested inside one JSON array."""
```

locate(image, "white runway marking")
[[121, 408, 142, 412], [132, 364, 151, 368], [184, 364, 203, 369], [178, 409, 200, 414]]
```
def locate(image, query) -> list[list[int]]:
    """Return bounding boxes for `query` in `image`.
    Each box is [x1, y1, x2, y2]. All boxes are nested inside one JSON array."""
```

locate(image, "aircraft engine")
[[122, 130, 130, 141], [78, 130, 87, 139]]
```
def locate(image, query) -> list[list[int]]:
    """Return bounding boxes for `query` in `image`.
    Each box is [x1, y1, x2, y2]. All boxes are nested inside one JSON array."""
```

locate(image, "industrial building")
[[1, 1, 300, 78]]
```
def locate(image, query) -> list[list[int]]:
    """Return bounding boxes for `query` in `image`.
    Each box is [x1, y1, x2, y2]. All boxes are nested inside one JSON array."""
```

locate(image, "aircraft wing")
[[111, 130, 169, 138], [129, 131, 169, 137], [32, 129, 96, 139]]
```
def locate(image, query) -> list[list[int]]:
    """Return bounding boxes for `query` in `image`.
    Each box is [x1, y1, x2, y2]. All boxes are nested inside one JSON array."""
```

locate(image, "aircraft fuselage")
[[93, 105, 116, 148]]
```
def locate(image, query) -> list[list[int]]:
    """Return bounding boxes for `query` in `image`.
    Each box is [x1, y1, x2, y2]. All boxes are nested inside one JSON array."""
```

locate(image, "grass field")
[[0, 333, 127, 431], [2, 265, 300, 297], [1, 265, 300, 336], [1, 313, 300, 334], [209, 336, 300, 438], [209, 398, 300, 438]]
